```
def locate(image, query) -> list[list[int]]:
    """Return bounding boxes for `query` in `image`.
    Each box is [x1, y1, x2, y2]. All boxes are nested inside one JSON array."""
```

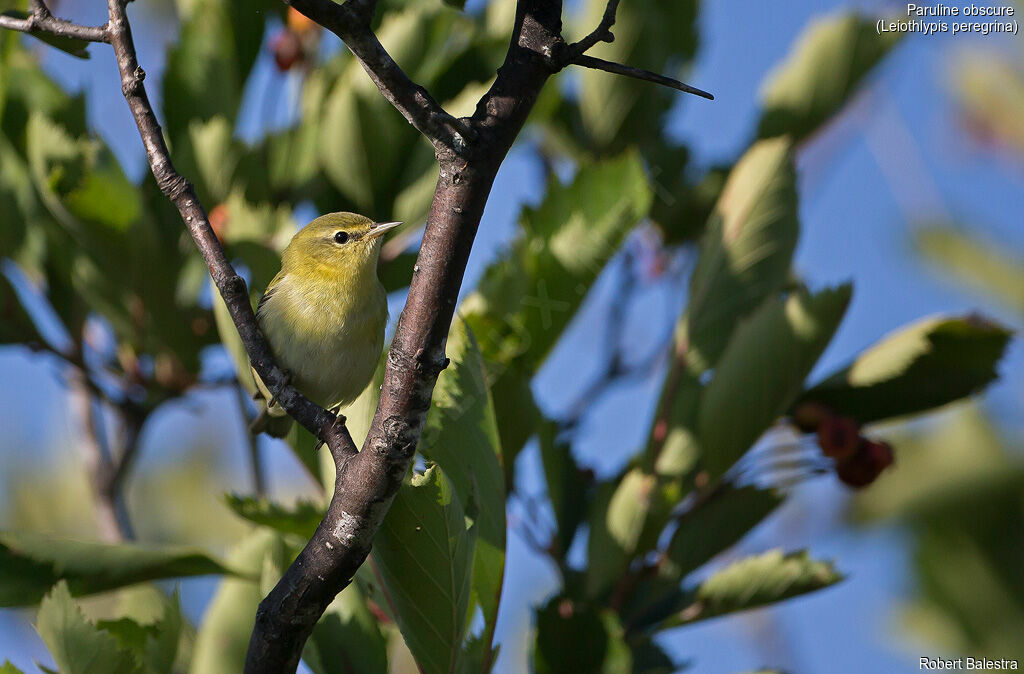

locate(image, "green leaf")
[[917, 227, 1024, 314], [0, 661, 25, 674], [0, 531, 239, 607], [758, 12, 903, 140], [190, 529, 287, 674], [371, 466, 476, 674], [0, 272, 42, 344], [682, 138, 799, 374], [797, 314, 1012, 424], [419, 319, 505, 655], [304, 584, 389, 674], [698, 285, 852, 481], [621, 486, 782, 631], [95, 592, 182, 674], [665, 487, 784, 582], [586, 468, 656, 598], [224, 494, 324, 540], [663, 550, 842, 627], [949, 51, 1024, 155], [35, 581, 140, 674], [539, 420, 590, 559], [534, 597, 607, 674], [574, 0, 699, 150]]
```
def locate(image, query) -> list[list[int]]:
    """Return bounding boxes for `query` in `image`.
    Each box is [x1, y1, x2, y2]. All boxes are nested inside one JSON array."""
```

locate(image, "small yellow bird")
[[251, 212, 400, 436]]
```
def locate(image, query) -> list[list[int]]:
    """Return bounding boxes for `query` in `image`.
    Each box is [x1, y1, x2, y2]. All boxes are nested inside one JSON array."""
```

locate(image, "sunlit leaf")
[[224, 494, 324, 540], [698, 285, 851, 481]]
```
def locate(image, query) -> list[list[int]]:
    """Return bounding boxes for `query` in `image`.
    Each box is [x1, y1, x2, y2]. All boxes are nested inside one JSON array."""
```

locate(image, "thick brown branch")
[[570, 54, 714, 99], [103, 0, 356, 459], [0, 1, 108, 43], [244, 1, 565, 671], [286, 0, 474, 151]]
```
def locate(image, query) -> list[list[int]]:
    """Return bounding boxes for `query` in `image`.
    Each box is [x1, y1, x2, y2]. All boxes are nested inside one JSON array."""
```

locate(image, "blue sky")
[[1, 0, 1022, 672]]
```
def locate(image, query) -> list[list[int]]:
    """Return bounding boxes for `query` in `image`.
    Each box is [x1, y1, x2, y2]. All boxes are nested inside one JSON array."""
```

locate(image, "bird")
[[250, 212, 401, 437]]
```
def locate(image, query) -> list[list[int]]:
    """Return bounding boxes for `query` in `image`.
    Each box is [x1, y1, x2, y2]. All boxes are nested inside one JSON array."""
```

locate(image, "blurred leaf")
[[0, 662, 24, 674], [950, 51, 1024, 155], [852, 407, 1017, 523], [665, 486, 784, 582], [621, 486, 782, 631], [224, 494, 324, 539], [586, 468, 656, 598], [917, 228, 1024, 314], [0, 531, 239, 607], [190, 529, 286, 674], [539, 420, 590, 559], [682, 138, 798, 374], [304, 584, 389, 674], [372, 466, 476, 674], [35, 581, 140, 674], [758, 12, 902, 140], [162, 0, 266, 146], [698, 285, 852, 481], [798, 314, 1011, 424], [0, 272, 42, 344], [378, 251, 417, 294], [574, 0, 699, 151], [533, 597, 606, 674], [662, 550, 842, 628], [419, 319, 505, 654]]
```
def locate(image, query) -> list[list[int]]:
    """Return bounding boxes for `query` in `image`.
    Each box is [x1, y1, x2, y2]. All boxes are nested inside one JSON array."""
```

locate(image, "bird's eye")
[[334, 231, 350, 244]]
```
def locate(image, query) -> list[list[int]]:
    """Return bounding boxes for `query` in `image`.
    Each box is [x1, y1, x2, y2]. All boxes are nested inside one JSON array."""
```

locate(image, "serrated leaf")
[[224, 494, 324, 539], [682, 138, 799, 374], [190, 529, 287, 674], [419, 319, 505, 656], [372, 466, 476, 674], [797, 314, 1012, 424], [758, 12, 902, 140], [35, 581, 141, 674], [663, 550, 842, 627], [697, 285, 851, 481], [0, 531, 239, 607], [94, 592, 182, 674]]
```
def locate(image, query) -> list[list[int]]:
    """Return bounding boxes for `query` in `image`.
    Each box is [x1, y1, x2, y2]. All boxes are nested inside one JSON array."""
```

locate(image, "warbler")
[[250, 212, 400, 437]]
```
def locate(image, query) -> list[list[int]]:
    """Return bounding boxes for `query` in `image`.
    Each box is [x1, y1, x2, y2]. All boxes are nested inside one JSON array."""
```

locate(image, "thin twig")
[[103, 0, 357, 462], [235, 384, 267, 497], [286, 0, 474, 150], [569, 0, 619, 56], [0, 0, 108, 43], [571, 54, 714, 100]]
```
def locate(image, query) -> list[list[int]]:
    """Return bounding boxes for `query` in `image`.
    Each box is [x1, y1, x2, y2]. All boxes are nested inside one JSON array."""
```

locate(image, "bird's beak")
[[367, 221, 402, 239]]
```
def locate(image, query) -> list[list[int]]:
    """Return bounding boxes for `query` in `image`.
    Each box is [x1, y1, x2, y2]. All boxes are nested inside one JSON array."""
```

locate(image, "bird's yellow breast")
[[256, 263, 387, 410]]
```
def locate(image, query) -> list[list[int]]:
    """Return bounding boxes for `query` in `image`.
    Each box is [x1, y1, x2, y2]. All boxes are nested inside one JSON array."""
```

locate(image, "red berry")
[[817, 415, 860, 460], [836, 439, 894, 489], [271, 30, 303, 71], [792, 400, 833, 432]]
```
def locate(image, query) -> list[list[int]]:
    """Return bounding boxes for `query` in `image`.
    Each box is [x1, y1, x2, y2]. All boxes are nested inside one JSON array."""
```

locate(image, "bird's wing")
[[256, 269, 286, 318]]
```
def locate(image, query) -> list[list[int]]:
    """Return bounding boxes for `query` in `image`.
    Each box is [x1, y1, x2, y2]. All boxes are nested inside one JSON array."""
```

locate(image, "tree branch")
[[568, 0, 619, 56], [102, 0, 357, 461], [570, 54, 714, 100], [286, 0, 474, 151], [0, 0, 108, 43]]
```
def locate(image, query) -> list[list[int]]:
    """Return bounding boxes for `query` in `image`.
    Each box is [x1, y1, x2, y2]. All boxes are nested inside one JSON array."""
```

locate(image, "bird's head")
[[281, 212, 401, 276]]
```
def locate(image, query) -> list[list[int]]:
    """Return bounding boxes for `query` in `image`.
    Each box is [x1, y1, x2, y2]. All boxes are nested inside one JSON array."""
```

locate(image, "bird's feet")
[[267, 369, 292, 408]]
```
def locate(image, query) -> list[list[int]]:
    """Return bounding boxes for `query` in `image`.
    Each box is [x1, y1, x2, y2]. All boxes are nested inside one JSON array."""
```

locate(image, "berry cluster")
[[793, 402, 894, 488]]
